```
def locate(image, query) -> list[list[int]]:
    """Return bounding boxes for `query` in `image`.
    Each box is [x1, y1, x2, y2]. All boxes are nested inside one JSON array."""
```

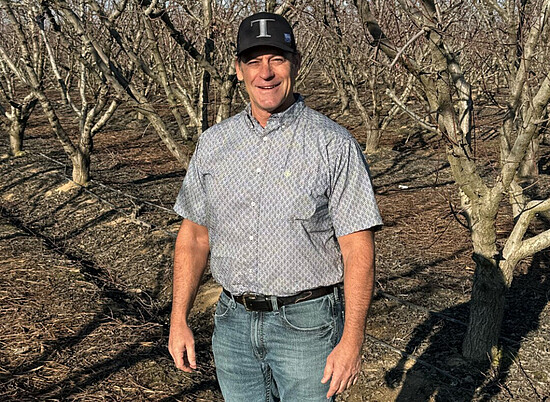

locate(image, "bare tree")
[[0, 61, 38, 157], [136, 0, 241, 132], [355, 0, 550, 365], [307, 0, 409, 154], [37, 0, 189, 168], [0, 0, 123, 184], [0, 4, 40, 157]]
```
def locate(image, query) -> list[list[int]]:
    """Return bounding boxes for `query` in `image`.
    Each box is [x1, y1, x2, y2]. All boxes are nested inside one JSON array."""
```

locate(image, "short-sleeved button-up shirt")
[[174, 96, 382, 296]]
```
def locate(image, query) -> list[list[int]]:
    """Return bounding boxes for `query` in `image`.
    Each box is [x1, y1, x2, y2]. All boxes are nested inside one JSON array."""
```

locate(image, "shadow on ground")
[[386, 251, 550, 401]]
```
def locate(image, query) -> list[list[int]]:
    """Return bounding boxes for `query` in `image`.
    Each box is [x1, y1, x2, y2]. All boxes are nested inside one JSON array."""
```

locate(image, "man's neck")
[[251, 108, 271, 128], [251, 95, 297, 128]]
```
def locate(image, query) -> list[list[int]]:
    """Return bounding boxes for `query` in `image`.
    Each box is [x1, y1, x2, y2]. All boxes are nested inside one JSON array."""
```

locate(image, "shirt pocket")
[[290, 166, 331, 229]]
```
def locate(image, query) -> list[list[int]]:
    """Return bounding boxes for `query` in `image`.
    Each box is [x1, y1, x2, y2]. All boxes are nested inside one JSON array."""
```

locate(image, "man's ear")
[[235, 58, 244, 81]]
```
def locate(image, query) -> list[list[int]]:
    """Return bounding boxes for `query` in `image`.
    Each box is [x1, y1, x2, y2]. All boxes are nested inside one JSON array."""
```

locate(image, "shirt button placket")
[[253, 134, 271, 285]]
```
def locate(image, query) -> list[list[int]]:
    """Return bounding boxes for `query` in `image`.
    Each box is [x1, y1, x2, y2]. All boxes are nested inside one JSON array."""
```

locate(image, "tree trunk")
[[364, 126, 381, 155], [462, 215, 507, 365], [216, 71, 237, 124], [517, 136, 539, 181], [337, 85, 350, 115], [8, 99, 36, 156], [144, 110, 190, 167], [71, 151, 90, 185], [9, 119, 24, 156], [462, 254, 506, 364]]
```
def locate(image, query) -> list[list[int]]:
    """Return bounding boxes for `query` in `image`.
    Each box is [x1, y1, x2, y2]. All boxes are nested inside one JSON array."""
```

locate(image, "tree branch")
[[503, 198, 550, 278], [389, 27, 428, 69], [385, 88, 438, 134]]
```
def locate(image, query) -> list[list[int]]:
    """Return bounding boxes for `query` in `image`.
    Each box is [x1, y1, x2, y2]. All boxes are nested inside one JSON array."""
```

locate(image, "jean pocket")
[[214, 292, 234, 319], [280, 295, 334, 332]]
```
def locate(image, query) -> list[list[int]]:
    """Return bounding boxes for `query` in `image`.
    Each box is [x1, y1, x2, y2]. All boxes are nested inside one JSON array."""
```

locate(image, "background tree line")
[[1, 0, 550, 374]]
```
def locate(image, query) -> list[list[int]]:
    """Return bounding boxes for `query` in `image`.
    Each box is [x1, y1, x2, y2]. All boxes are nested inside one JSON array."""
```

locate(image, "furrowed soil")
[[0, 97, 549, 401]]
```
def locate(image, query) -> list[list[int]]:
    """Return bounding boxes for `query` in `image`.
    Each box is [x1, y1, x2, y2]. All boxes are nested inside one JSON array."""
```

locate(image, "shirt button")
[[249, 235, 254, 241], [251, 202, 256, 207], [256, 167, 262, 173], [263, 136, 268, 141]]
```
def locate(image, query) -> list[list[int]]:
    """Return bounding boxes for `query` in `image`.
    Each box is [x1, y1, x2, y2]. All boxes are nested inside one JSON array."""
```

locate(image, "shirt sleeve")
[[173, 141, 208, 226], [329, 138, 383, 237]]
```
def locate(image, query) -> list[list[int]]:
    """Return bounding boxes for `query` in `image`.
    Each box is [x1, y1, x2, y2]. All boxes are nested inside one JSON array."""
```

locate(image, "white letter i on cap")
[[251, 19, 275, 38]]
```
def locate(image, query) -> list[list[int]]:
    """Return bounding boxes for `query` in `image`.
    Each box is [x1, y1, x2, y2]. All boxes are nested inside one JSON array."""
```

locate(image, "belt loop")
[[223, 289, 236, 307], [270, 295, 279, 311], [333, 284, 340, 302]]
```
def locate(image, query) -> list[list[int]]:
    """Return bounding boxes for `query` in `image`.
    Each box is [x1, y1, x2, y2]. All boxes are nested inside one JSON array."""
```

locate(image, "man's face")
[[236, 46, 300, 125]]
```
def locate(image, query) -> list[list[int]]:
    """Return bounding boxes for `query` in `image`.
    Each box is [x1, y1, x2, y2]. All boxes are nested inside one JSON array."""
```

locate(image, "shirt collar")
[[244, 94, 305, 131]]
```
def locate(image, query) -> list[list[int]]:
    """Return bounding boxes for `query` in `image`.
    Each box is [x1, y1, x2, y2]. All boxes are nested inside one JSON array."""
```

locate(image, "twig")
[[386, 88, 439, 134], [389, 27, 428, 69], [514, 356, 546, 401]]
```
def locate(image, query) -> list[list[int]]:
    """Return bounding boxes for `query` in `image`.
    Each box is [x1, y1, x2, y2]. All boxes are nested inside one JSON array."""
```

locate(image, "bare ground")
[[0, 103, 549, 401]]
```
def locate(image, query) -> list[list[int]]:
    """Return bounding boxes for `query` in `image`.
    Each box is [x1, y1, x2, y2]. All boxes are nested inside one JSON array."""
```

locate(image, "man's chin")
[[262, 99, 294, 114]]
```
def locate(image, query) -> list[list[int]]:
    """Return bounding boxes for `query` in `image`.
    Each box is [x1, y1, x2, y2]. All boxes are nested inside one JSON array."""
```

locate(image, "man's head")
[[236, 13, 301, 126]]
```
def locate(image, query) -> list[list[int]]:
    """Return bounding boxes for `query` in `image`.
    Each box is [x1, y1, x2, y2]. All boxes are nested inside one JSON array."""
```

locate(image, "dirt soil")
[[0, 100, 549, 401]]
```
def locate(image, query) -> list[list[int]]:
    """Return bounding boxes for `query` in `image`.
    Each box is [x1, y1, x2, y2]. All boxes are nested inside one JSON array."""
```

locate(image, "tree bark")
[[364, 126, 381, 155], [462, 253, 506, 364], [8, 118, 24, 156], [462, 210, 506, 364], [216, 67, 238, 124], [71, 151, 90, 186], [517, 136, 539, 180]]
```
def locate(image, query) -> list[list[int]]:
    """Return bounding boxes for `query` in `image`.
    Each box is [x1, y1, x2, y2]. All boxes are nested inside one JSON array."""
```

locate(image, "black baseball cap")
[[236, 12, 296, 56]]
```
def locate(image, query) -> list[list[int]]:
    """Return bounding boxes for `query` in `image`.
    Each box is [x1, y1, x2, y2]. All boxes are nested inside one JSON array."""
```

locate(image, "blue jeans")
[[212, 288, 344, 402]]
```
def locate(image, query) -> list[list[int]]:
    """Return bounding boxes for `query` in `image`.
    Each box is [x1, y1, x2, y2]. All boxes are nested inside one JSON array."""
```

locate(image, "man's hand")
[[168, 323, 197, 372], [321, 338, 362, 398]]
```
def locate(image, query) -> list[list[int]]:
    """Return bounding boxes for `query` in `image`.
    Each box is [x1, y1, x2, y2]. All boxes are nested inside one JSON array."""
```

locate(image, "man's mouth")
[[257, 83, 280, 90]]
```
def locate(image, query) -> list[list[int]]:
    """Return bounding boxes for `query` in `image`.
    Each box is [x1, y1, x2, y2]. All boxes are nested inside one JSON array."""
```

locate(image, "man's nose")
[[259, 61, 275, 79]]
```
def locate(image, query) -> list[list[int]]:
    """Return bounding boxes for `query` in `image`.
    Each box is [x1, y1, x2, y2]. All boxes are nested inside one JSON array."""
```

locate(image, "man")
[[169, 12, 382, 401]]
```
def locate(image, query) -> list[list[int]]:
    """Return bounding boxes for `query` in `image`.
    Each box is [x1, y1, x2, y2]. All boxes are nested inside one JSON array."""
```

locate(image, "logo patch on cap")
[[284, 33, 291, 43]]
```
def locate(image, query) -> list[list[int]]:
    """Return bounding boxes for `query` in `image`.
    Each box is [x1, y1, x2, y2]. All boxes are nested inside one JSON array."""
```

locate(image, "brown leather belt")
[[223, 284, 340, 312]]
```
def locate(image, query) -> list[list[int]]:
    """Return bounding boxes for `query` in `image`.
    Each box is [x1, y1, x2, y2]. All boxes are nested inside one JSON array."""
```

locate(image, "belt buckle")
[[242, 292, 265, 311]]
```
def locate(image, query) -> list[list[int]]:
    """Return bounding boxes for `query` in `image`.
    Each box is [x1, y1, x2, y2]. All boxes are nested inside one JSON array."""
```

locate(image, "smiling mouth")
[[257, 83, 280, 90]]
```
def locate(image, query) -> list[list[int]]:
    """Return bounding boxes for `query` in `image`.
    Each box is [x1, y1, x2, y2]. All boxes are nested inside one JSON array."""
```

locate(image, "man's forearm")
[[169, 219, 210, 372], [339, 229, 376, 348], [171, 220, 210, 325]]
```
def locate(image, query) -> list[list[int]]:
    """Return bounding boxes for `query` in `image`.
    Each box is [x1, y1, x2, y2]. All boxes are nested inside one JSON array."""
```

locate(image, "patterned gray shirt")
[[174, 96, 382, 296]]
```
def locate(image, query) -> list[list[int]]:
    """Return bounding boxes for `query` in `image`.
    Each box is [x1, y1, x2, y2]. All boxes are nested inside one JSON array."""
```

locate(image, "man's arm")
[[322, 229, 375, 398], [168, 219, 210, 372]]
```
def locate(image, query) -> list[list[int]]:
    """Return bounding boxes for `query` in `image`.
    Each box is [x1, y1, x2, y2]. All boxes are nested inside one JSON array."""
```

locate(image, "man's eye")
[[272, 57, 285, 64], [247, 60, 259, 65]]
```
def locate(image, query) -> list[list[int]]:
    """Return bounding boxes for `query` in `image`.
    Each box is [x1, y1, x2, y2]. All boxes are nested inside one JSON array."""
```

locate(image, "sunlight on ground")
[[2, 192, 15, 201], [45, 181, 80, 197], [193, 282, 222, 313]]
